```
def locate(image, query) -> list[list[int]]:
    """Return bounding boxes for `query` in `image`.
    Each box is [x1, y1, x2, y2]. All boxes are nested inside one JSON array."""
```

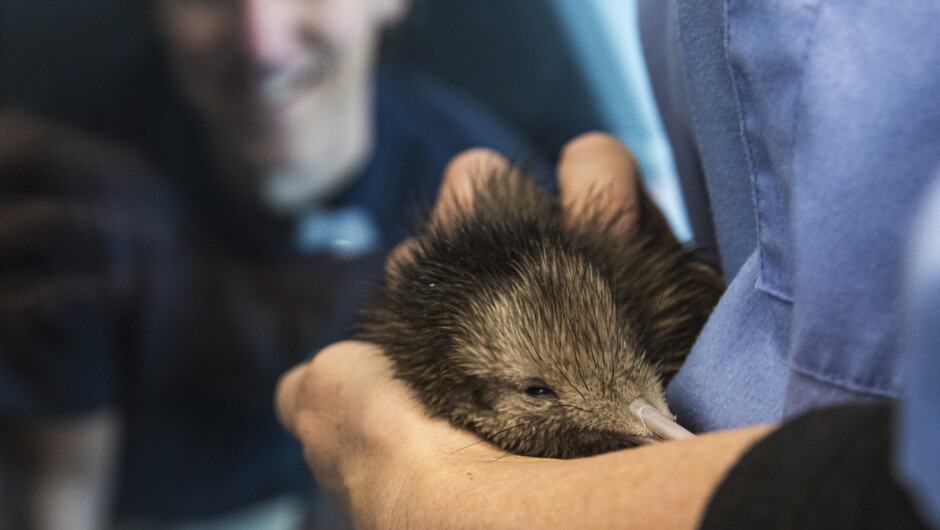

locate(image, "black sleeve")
[[701, 404, 931, 529]]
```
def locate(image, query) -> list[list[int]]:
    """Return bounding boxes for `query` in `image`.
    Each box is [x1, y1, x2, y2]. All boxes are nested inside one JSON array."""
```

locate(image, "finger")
[[557, 132, 643, 238], [0, 110, 162, 203], [0, 199, 83, 250], [276, 341, 394, 437], [274, 360, 311, 435], [0, 110, 48, 163], [0, 197, 169, 287], [389, 149, 509, 283], [384, 236, 419, 286], [0, 198, 118, 247], [431, 148, 510, 226], [637, 180, 677, 244]]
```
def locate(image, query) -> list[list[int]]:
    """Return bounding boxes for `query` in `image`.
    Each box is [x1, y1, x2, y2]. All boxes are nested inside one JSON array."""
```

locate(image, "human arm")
[[277, 339, 772, 529]]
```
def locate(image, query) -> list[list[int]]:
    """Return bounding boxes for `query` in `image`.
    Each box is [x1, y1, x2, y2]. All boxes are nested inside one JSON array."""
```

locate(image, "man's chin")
[[231, 135, 297, 172]]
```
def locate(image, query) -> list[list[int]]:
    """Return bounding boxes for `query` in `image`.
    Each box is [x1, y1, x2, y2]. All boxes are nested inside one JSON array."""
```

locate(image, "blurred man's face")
[[153, 0, 406, 203]]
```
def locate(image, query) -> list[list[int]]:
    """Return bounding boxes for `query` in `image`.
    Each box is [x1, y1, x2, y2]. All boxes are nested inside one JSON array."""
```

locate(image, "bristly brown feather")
[[357, 168, 723, 458]]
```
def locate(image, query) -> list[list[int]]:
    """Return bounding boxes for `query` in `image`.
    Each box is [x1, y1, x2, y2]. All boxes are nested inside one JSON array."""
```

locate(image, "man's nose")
[[241, 0, 297, 65]]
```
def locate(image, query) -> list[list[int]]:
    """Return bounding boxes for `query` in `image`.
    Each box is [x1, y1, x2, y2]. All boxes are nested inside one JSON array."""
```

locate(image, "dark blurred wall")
[[0, 1, 148, 116], [383, 0, 610, 163]]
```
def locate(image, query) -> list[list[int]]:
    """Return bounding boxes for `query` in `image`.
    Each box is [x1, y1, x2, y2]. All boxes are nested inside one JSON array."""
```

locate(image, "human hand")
[[276, 132, 689, 525], [276, 340, 501, 528], [556, 131, 674, 242], [0, 109, 172, 312], [0, 110, 174, 529]]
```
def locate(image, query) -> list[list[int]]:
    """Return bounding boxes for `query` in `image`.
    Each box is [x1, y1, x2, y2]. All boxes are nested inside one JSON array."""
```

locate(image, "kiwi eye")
[[524, 385, 556, 398]]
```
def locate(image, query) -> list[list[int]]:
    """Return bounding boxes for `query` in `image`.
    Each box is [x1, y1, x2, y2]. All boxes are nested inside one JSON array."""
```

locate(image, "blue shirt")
[[642, 0, 940, 523]]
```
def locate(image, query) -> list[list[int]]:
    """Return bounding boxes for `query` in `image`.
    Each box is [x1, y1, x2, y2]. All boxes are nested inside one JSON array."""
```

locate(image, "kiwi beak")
[[628, 397, 695, 442]]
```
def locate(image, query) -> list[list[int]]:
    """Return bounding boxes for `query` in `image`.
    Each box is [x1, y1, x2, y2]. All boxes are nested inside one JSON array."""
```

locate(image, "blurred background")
[[0, 0, 689, 239]]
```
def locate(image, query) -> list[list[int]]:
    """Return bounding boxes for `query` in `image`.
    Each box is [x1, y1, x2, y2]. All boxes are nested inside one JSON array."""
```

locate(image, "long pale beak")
[[628, 397, 695, 443]]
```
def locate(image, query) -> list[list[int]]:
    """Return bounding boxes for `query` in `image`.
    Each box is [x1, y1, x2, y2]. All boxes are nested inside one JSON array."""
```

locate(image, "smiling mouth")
[[215, 49, 337, 127], [237, 72, 321, 127], [250, 65, 325, 106]]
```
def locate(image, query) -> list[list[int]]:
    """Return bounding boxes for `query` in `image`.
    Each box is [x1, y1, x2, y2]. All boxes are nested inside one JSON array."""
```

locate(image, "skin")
[[151, 0, 409, 213], [276, 132, 777, 529]]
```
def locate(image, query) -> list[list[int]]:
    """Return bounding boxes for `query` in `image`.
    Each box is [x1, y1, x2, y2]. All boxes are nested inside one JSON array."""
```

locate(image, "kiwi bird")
[[359, 168, 723, 458]]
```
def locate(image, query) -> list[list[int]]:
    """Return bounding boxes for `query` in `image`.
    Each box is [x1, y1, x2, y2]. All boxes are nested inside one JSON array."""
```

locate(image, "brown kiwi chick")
[[358, 167, 723, 459]]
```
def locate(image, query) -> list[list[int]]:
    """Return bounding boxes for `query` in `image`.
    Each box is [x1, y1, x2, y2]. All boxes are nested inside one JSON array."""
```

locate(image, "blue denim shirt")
[[899, 175, 940, 524], [653, 0, 940, 425], [641, 1, 940, 518]]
